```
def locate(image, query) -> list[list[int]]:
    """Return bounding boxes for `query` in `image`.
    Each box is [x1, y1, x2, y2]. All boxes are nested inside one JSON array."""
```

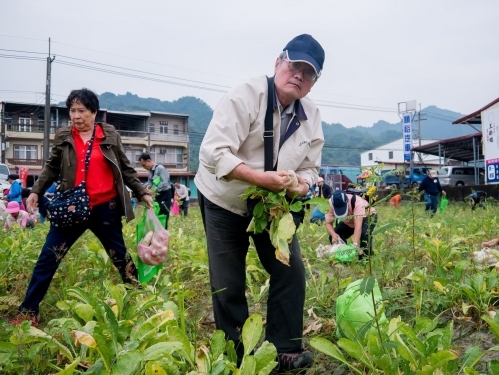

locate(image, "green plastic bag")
[[440, 196, 449, 213], [334, 244, 358, 263], [336, 278, 388, 337], [152, 176, 162, 187], [136, 202, 167, 283]]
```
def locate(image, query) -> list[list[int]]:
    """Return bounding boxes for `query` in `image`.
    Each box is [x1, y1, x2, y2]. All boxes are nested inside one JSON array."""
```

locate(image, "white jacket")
[[195, 75, 324, 216]]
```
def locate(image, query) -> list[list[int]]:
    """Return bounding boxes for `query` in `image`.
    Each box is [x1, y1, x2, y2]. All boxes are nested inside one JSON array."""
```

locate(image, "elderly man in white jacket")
[[195, 34, 325, 372]]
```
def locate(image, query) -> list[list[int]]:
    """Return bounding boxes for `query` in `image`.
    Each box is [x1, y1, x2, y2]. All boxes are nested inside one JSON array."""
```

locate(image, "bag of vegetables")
[[136, 207, 169, 282]]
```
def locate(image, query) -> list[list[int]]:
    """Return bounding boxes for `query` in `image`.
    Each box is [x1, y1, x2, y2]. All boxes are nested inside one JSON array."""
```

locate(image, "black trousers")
[[199, 193, 305, 362], [19, 199, 137, 315], [156, 189, 172, 228], [180, 198, 189, 216], [332, 214, 378, 256]]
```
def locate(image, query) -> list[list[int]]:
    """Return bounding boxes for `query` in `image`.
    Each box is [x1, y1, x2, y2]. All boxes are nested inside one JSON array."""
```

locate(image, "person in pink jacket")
[[325, 190, 377, 259], [3, 201, 33, 229]]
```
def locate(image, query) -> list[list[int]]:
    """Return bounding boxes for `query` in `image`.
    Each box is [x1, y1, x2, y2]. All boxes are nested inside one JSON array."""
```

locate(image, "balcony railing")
[[5, 126, 189, 143], [7, 124, 59, 134], [150, 133, 188, 143], [116, 129, 188, 143], [7, 158, 43, 166], [117, 130, 148, 138], [6, 158, 187, 170], [130, 160, 187, 169]]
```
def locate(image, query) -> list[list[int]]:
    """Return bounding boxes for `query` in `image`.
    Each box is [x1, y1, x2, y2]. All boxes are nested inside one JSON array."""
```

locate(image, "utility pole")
[[0, 105, 4, 164], [418, 103, 421, 146], [43, 38, 55, 166]]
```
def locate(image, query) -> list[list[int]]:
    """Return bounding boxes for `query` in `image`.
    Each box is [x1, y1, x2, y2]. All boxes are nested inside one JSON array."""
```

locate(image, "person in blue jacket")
[[418, 170, 446, 215], [37, 182, 57, 223], [6, 174, 22, 204]]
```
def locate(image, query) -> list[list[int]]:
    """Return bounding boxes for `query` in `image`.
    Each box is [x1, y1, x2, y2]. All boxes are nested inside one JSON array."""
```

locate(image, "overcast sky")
[[1, 0, 498, 128]]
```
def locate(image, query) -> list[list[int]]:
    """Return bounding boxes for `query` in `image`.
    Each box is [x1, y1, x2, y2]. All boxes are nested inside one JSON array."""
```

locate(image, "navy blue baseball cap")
[[283, 34, 325, 76], [332, 190, 349, 219]]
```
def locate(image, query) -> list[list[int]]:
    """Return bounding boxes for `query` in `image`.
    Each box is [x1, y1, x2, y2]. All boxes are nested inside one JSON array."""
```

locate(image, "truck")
[[320, 165, 361, 191], [382, 167, 432, 188]]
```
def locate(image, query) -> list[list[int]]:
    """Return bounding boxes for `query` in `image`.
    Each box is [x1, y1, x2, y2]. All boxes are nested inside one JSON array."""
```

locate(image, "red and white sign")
[[19, 167, 28, 188]]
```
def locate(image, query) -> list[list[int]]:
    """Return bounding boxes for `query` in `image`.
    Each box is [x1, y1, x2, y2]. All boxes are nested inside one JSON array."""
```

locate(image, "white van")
[[438, 166, 485, 186]]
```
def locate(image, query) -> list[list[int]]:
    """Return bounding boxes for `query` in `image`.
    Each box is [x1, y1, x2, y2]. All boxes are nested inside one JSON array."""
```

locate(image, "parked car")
[[383, 167, 432, 188], [0, 163, 11, 199], [438, 166, 485, 186]]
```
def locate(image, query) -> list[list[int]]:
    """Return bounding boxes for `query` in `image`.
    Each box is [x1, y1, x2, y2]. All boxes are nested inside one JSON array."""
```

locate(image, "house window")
[[176, 148, 183, 165], [125, 150, 144, 165], [368, 153, 373, 161], [19, 117, 31, 132], [388, 151, 393, 159], [149, 123, 155, 133], [14, 145, 37, 160], [173, 124, 179, 135], [159, 147, 184, 167], [160, 125, 168, 134], [159, 121, 168, 125]]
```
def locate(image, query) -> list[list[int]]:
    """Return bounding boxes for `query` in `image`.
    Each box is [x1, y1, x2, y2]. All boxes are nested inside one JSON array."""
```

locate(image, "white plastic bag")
[[472, 248, 499, 267], [316, 238, 347, 258]]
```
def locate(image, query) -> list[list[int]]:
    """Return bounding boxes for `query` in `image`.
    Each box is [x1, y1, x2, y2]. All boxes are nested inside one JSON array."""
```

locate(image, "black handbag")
[[48, 126, 96, 227]]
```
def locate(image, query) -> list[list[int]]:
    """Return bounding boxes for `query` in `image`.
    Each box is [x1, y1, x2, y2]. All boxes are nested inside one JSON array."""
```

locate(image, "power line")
[[0, 49, 462, 119], [0, 48, 47, 55], [313, 99, 397, 111], [315, 102, 398, 113], [0, 50, 407, 115], [50, 39, 242, 81], [0, 53, 45, 61], [423, 110, 461, 121], [0, 34, 47, 42], [55, 54, 232, 89]]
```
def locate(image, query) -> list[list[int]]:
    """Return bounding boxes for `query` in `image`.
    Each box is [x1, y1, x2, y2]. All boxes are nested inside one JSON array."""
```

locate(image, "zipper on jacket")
[[100, 146, 128, 217]]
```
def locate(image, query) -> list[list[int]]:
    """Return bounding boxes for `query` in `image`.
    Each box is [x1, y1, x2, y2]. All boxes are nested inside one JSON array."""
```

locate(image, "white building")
[[360, 138, 442, 170]]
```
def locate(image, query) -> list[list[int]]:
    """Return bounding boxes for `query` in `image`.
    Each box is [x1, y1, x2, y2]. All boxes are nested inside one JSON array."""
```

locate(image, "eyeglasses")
[[284, 59, 319, 82]]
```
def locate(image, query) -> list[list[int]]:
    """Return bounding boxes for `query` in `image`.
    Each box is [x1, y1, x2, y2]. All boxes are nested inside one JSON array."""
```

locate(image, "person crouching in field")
[[325, 190, 377, 259], [3, 201, 34, 229], [389, 193, 402, 207], [469, 190, 487, 210]]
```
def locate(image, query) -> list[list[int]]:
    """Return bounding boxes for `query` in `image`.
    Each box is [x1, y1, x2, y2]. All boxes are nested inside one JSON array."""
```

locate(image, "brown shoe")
[[9, 313, 40, 327]]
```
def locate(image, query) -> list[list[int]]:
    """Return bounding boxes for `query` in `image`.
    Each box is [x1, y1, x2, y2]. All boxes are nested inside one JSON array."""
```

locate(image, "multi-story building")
[[360, 138, 443, 170], [0, 101, 193, 191]]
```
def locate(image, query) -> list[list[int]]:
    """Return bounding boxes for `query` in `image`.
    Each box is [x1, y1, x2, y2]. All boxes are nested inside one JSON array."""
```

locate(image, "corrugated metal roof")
[[150, 111, 189, 117], [105, 109, 150, 117], [411, 133, 482, 162], [452, 98, 499, 125]]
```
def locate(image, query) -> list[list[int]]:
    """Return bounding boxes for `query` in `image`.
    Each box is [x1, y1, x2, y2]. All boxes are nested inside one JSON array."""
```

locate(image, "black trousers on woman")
[[19, 199, 137, 315]]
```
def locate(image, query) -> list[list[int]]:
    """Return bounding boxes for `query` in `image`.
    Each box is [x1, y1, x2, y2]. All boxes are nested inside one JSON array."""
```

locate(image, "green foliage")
[[243, 185, 327, 265], [4, 196, 499, 373]]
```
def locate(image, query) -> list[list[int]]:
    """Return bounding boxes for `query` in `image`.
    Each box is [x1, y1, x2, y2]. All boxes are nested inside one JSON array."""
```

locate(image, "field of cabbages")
[[1, 193, 499, 374]]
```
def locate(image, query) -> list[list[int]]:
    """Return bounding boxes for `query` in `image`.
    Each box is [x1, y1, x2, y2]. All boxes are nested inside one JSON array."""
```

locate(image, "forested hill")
[[97, 92, 473, 170], [321, 105, 473, 165]]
